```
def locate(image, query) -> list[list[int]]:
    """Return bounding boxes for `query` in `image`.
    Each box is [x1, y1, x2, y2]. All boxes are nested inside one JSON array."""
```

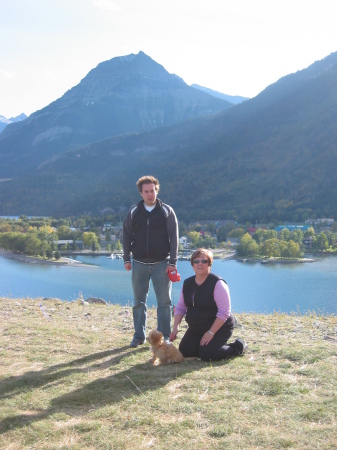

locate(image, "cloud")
[[92, 0, 120, 12], [0, 69, 14, 79]]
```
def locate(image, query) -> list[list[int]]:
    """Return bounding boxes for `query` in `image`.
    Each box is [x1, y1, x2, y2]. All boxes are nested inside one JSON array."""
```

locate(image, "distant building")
[[303, 236, 313, 248], [56, 240, 83, 250], [305, 218, 334, 227], [247, 227, 258, 235], [179, 236, 191, 248], [227, 237, 240, 246], [274, 225, 310, 232], [315, 218, 334, 226]]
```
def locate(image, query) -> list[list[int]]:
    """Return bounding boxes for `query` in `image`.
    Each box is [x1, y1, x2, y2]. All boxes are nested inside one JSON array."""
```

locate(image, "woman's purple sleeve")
[[174, 289, 187, 316], [214, 280, 231, 321]]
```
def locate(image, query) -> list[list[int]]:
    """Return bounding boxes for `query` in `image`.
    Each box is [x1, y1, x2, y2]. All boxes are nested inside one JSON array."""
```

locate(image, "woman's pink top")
[[174, 278, 231, 322]]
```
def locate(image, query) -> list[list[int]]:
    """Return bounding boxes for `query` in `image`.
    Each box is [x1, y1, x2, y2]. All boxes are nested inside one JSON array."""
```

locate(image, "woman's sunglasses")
[[193, 259, 209, 264]]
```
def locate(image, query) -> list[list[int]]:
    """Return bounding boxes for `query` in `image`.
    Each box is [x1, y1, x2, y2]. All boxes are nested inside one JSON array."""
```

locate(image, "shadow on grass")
[[0, 344, 216, 433], [0, 346, 131, 400]]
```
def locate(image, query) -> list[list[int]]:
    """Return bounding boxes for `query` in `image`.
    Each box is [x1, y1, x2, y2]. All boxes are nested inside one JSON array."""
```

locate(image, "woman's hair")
[[190, 248, 213, 267], [136, 175, 160, 193]]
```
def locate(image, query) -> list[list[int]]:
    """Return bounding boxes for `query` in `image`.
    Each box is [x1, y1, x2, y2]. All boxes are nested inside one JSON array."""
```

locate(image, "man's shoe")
[[234, 338, 247, 356], [130, 340, 144, 348]]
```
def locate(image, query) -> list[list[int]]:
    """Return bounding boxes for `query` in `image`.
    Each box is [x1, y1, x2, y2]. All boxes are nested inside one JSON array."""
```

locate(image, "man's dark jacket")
[[122, 199, 179, 266]]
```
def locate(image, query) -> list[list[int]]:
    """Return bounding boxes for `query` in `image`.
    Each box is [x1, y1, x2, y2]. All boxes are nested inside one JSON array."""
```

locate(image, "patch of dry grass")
[[0, 297, 336, 449]]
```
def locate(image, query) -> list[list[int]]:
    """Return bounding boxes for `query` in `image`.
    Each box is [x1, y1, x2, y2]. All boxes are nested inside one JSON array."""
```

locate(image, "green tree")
[[38, 240, 50, 257], [279, 228, 291, 241], [217, 223, 236, 242], [287, 240, 302, 257], [82, 232, 100, 249], [200, 234, 217, 248], [304, 227, 315, 238], [278, 240, 289, 257], [206, 223, 216, 233], [227, 227, 246, 239], [74, 218, 86, 230], [253, 229, 268, 243], [188, 231, 201, 247], [114, 239, 122, 252], [314, 232, 328, 251], [0, 222, 12, 233], [25, 233, 42, 256], [178, 222, 188, 237], [265, 230, 278, 240], [325, 231, 336, 247], [57, 225, 73, 240], [217, 227, 227, 242], [291, 229, 304, 245], [279, 240, 302, 258], [237, 233, 259, 257], [260, 238, 280, 257]]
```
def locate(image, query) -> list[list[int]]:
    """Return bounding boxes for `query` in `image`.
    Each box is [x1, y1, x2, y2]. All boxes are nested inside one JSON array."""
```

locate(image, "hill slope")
[[0, 113, 27, 135], [191, 84, 249, 104], [0, 51, 231, 177], [1, 298, 336, 449], [0, 52, 336, 222]]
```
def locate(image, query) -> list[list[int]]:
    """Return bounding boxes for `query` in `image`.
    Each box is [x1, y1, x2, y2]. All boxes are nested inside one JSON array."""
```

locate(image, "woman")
[[169, 248, 246, 361]]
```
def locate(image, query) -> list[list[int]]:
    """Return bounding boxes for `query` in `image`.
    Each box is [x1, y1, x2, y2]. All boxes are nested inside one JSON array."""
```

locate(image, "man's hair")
[[136, 175, 160, 193]]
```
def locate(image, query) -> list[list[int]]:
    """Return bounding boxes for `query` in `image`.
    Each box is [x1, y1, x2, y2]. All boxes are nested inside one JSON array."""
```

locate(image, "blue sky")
[[1, 0, 337, 118]]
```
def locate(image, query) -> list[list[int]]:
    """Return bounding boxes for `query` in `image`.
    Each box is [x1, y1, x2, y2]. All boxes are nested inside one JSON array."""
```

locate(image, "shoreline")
[[0, 249, 90, 267], [237, 256, 316, 264], [0, 248, 324, 267]]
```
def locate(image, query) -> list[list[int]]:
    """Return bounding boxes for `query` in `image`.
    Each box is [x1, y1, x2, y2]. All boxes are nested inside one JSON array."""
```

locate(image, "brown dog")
[[146, 329, 184, 365]]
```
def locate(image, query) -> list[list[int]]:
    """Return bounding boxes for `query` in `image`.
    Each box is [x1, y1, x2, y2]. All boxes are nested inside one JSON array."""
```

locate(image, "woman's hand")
[[170, 314, 184, 341], [200, 330, 214, 346], [169, 327, 178, 341]]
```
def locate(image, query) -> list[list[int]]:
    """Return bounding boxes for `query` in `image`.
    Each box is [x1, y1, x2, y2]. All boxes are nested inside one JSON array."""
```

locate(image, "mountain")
[[0, 113, 27, 135], [191, 84, 249, 104], [0, 51, 336, 222], [0, 51, 232, 177]]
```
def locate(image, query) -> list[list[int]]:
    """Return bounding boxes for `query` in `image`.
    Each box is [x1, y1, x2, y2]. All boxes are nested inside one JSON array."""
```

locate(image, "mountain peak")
[[0, 52, 231, 176], [0, 113, 27, 135], [84, 50, 179, 86]]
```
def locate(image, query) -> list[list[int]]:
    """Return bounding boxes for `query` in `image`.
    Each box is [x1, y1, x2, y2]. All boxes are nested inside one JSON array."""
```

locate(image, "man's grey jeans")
[[131, 259, 172, 343]]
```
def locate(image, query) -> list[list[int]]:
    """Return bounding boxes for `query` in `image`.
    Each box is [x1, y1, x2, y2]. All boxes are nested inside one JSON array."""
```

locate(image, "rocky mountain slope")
[[0, 52, 232, 177], [0, 51, 336, 222]]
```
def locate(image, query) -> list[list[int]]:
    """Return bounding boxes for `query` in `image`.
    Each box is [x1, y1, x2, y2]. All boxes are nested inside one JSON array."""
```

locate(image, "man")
[[123, 175, 179, 347]]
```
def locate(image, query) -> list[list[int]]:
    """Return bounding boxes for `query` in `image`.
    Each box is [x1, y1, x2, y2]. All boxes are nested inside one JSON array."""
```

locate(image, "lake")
[[0, 253, 336, 315]]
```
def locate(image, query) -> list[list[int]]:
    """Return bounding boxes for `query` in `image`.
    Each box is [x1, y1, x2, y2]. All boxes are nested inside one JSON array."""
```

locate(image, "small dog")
[[146, 329, 184, 365]]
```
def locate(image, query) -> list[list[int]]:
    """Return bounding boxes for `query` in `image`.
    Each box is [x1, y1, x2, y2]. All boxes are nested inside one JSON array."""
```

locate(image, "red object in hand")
[[168, 269, 181, 282]]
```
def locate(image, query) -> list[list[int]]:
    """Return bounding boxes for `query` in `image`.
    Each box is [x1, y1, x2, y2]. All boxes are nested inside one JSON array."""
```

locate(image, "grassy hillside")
[[0, 298, 336, 449]]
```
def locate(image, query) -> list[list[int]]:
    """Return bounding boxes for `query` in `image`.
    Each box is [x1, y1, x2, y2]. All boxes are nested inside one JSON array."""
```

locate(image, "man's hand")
[[166, 265, 176, 274], [124, 262, 132, 271]]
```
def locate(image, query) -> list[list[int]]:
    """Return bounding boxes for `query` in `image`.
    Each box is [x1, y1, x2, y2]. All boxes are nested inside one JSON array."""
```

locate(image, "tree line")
[[0, 216, 108, 258], [236, 227, 336, 258], [1, 216, 336, 259]]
